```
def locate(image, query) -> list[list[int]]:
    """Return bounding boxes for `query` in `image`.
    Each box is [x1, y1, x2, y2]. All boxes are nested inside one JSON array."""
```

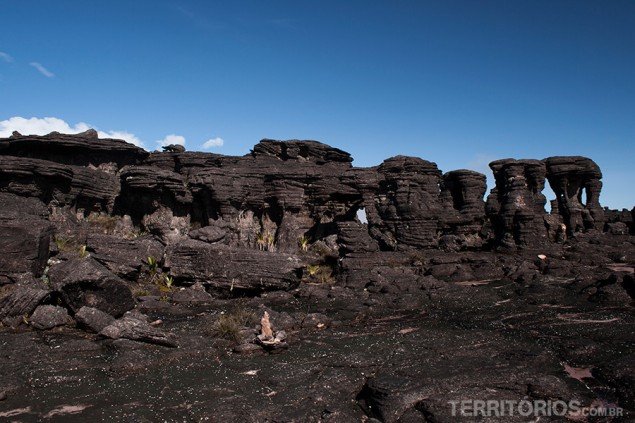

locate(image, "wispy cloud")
[[0, 116, 144, 148], [0, 51, 13, 63], [174, 5, 196, 19], [157, 134, 186, 148], [203, 137, 224, 149], [173, 4, 225, 30], [29, 62, 54, 78]]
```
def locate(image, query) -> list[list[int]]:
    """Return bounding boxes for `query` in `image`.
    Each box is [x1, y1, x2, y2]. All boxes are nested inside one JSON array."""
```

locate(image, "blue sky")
[[0, 0, 633, 208]]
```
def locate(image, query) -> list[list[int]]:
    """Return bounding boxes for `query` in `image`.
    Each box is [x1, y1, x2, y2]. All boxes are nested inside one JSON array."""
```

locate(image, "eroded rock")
[[29, 305, 71, 330], [48, 258, 134, 317]]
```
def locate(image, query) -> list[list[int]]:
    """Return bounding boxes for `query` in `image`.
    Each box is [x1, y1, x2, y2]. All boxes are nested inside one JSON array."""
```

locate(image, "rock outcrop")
[[486, 159, 548, 248], [545, 156, 605, 234], [48, 258, 135, 317], [0, 130, 633, 421]]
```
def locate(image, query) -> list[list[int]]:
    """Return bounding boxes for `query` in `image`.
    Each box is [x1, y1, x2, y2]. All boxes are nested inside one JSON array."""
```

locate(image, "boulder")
[[440, 169, 487, 238], [0, 286, 50, 320], [162, 144, 186, 153], [29, 305, 71, 330], [0, 219, 52, 278], [86, 234, 164, 280], [48, 258, 134, 317], [74, 306, 116, 333], [0, 193, 53, 280], [371, 156, 444, 249], [165, 239, 303, 293], [188, 225, 226, 244], [100, 316, 177, 347], [171, 284, 213, 303]]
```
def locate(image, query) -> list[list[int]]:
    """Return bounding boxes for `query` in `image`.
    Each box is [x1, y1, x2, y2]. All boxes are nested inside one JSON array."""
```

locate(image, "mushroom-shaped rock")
[[545, 156, 604, 234], [486, 159, 548, 248]]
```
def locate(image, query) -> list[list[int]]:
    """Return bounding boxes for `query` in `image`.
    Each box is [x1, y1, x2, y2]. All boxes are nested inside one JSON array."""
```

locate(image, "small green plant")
[[210, 308, 256, 342], [299, 235, 310, 252], [147, 256, 158, 273], [256, 232, 266, 251], [306, 264, 320, 276], [78, 244, 88, 258], [139, 256, 164, 286], [164, 275, 174, 289]]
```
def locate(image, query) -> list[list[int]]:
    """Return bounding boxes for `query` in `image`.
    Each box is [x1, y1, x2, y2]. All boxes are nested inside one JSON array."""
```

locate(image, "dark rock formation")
[[486, 159, 548, 248], [0, 195, 52, 281], [0, 286, 50, 322], [29, 305, 71, 330], [0, 131, 147, 168], [165, 239, 303, 293], [48, 258, 134, 317], [100, 315, 177, 347], [545, 156, 605, 234], [370, 156, 444, 249], [74, 306, 115, 333], [86, 234, 164, 280], [0, 131, 633, 421], [440, 169, 488, 248], [162, 144, 185, 153]]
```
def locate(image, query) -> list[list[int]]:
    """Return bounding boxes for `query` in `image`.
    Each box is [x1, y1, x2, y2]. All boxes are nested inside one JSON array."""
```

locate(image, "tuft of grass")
[[303, 264, 335, 284], [210, 308, 256, 341], [133, 289, 150, 297], [53, 235, 77, 252], [138, 256, 165, 287], [53, 235, 89, 258], [256, 230, 276, 252]]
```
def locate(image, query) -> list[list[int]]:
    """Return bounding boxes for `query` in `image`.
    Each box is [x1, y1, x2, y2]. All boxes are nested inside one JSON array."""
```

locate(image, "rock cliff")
[[0, 131, 633, 421]]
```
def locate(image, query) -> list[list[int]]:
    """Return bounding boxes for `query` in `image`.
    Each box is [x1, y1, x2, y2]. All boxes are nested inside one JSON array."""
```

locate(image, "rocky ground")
[[0, 131, 633, 422]]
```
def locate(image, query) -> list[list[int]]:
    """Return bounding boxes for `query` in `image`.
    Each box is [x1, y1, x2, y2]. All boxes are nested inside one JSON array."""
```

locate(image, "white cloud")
[[0, 116, 145, 148], [203, 137, 224, 149], [156, 134, 186, 148], [0, 51, 13, 63], [0, 117, 90, 137], [29, 62, 54, 78], [97, 130, 143, 147]]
